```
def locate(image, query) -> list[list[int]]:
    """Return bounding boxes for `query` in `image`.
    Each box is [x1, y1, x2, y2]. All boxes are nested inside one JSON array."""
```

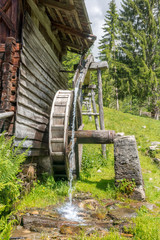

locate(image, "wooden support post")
[[91, 89, 100, 130], [97, 69, 106, 158], [88, 93, 92, 121]]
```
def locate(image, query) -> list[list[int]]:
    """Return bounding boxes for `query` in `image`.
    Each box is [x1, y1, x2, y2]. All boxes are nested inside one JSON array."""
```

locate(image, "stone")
[[91, 212, 106, 220], [121, 233, 134, 238], [142, 203, 157, 211], [149, 146, 158, 151], [149, 142, 160, 151], [154, 158, 160, 164], [151, 141, 160, 146], [60, 225, 80, 235], [114, 135, 145, 200], [31, 210, 39, 215], [154, 186, 160, 191], [130, 185, 146, 201], [108, 208, 137, 220], [116, 132, 125, 137]]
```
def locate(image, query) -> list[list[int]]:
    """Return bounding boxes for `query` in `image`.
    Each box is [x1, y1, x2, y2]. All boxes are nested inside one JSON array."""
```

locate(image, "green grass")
[[77, 107, 160, 204], [16, 107, 160, 239], [17, 176, 69, 211]]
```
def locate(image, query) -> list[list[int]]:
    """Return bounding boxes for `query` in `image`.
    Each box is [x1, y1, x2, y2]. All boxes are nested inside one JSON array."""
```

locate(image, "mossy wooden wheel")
[[49, 90, 82, 179]]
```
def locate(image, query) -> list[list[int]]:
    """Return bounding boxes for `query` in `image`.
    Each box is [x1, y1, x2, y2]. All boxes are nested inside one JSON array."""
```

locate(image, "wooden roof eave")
[[39, 0, 96, 53]]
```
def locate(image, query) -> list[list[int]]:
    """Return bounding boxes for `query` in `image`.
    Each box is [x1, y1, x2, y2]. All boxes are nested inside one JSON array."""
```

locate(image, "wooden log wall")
[[14, 14, 67, 157], [0, 0, 21, 43]]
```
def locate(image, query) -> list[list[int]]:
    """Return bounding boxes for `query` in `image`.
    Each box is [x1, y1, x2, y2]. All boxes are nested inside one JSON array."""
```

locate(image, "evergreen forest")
[[63, 0, 160, 120]]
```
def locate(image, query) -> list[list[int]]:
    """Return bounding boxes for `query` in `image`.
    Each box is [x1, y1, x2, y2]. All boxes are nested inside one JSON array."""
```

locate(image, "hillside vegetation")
[[78, 107, 160, 203], [2, 107, 160, 239]]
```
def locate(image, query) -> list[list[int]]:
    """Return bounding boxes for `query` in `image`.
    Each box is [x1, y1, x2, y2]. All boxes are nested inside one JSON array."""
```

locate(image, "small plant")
[[116, 178, 136, 196]]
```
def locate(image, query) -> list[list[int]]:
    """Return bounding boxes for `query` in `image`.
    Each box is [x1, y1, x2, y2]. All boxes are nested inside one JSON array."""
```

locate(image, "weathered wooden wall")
[[0, 0, 21, 43], [14, 14, 67, 156]]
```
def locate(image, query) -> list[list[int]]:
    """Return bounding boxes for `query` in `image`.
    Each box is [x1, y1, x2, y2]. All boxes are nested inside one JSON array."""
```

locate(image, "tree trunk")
[[116, 87, 119, 111]]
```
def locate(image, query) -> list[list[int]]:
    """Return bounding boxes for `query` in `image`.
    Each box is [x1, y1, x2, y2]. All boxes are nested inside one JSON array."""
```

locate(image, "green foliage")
[[133, 214, 160, 240], [0, 133, 27, 215], [62, 51, 80, 88], [81, 145, 108, 177], [0, 216, 17, 240], [72, 229, 127, 240], [116, 178, 136, 196], [18, 176, 69, 210], [0, 133, 28, 238]]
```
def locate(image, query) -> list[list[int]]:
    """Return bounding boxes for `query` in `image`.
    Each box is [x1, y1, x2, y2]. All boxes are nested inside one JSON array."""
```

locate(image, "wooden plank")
[[82, 113, 99, 116], [39, 0, 75, 12], [20, 54, 59, 93], [97, 69, 106, 157], [21, 46, 64, 91], [0, 111, 14, 119], [23, 27, 60, 75], [14, 139, 48, 149], [16, 114, 47, 132], [20, 77, 52, 105], [18, 84, 50, 113], [20, 64, 55, 99], [15, 122, 45, 141], [89, 61, 108, 71], [17, 94, 49, 118], [91, 89, 100, 130], [24, 13, 64, 72], [23, 15, 67, 88], [17, 104, 49, 125], [27, 149, 49, 156], [27, 0, 61, 52]]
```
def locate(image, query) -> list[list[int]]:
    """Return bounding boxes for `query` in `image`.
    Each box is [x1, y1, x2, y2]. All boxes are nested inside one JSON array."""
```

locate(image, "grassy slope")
[[17, 107, 160, 240], [74, 107, 160, 239], [76, 107, 160, 204]]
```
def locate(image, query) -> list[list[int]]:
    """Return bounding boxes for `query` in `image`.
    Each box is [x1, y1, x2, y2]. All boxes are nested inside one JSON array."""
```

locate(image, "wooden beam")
[[97, 69, 106, 157], [91, 89, 100, 130], [62, 40, 85, 52], [0, 111, 14, 120], [27, 0, 61, 52], [68, 130, 115, 144], [82, 113, 99, 116], [89, 61, 108, 71], [39, 0, 75, 12], [52, 21, 95, 40]]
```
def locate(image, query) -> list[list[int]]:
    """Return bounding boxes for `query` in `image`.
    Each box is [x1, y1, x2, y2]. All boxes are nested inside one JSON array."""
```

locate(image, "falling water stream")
[[58, 68, 85, 223]]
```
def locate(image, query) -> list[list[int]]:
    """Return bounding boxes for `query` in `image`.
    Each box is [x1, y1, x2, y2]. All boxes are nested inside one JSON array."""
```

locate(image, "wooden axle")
[[68, 130, 115, 144]]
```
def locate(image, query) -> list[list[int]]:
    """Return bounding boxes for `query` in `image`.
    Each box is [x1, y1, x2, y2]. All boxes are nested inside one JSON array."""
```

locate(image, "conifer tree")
[[119, 0, 160, 118], [98, 0, 120, 110]]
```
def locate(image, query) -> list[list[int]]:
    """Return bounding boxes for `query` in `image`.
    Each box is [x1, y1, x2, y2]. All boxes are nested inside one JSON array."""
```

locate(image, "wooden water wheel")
[[49, 90, 82, 179]]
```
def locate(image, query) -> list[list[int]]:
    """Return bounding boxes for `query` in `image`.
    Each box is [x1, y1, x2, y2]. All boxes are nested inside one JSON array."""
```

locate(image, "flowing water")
[[58, 69, 84, 222]]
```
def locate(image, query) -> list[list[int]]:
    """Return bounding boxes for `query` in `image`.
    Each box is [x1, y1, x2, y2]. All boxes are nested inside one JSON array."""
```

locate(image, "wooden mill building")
[[0, 0, 96, 172]]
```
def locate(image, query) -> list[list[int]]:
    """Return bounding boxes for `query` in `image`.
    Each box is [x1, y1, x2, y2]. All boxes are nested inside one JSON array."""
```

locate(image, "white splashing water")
[[68, 84, 80, 205], [58, 202, 83, 222], [58, 65, 84, 222]]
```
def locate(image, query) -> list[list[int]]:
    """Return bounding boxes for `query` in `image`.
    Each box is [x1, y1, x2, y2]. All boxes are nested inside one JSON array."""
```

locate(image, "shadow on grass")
[[81, 178, 115, 191]]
